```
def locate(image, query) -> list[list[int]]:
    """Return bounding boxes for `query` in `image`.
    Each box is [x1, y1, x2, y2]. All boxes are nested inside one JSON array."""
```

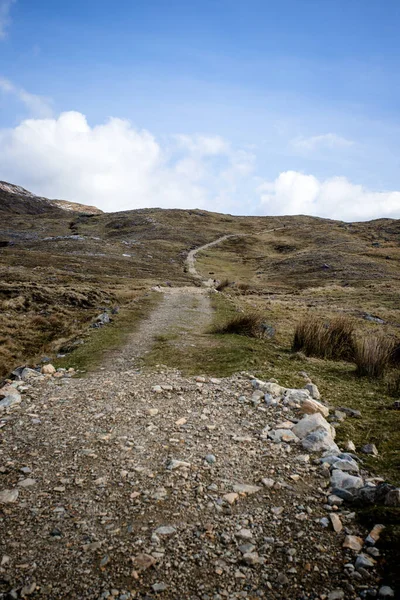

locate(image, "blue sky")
[[0, 0, 399, 219]]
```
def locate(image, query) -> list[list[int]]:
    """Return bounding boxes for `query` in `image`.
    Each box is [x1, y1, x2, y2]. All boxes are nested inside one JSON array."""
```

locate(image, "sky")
[[0, 0, 399, 220]]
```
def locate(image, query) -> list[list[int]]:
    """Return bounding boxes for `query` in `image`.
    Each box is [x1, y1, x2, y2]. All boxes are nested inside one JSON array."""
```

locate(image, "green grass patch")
[[54, 292, 161, 373]]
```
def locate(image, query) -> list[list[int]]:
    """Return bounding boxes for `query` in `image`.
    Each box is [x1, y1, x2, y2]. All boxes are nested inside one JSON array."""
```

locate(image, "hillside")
[[0, 181, 399, 380]]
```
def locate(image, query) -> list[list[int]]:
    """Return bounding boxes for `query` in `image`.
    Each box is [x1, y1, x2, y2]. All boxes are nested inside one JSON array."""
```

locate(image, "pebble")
[[154, 526, 176, 536], [152, 583, 167, 593], [343, 535, 363, 552], [232, 483, 261, 495], [378, 586, 395, 598], [205, 454, 216, 464], [329, 513, 343, 533], [0, 489, 19, 503]]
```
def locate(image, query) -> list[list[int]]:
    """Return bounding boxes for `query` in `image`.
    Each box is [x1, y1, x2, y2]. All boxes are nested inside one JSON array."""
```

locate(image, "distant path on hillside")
[[185, 227, 286, 281]]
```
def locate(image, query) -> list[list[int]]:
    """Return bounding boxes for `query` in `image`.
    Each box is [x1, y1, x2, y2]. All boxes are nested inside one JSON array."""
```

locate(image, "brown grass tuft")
[[292, 316, 355, 361], [212, 312, 265, 338], [215, 278, 231, 292], [354, 335, 395, 378]]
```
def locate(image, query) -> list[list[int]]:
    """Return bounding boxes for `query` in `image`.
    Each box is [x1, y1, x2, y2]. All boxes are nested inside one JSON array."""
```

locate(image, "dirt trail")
[[185, 228, 286, 281], [106, 287, 212, 373]]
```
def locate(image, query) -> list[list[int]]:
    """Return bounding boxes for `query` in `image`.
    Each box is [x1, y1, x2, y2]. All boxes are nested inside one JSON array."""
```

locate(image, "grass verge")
[[54, 292, 161, 373]]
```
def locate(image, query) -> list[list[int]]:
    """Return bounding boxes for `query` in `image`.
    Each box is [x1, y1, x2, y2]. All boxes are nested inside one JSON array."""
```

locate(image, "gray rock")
[[152, 583, 167, 593], [268, 429, 299, 443], [0, 488, 19, 503], [154, 525, 176, 536], [361, 443, 378, 456], [338, 406, 361, 418], [292, 413, 335, 439], [378, 586, 395, 598], [328, 591, 345, 600], [355, 554, 375, 570], [302, 429, 339, 453], [96, 312, 110, 325], [0, 393, 21, 409], [384, 488, 400, 506], [304, 383, 321, 400], [205, 454, 216, 465], [331, 470, 364, 495]]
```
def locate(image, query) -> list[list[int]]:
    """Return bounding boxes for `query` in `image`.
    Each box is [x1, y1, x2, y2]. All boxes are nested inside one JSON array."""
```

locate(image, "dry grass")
[[292, 316, 355, 361], [212, 312, 265, 338], [354, 335, 396, 379]]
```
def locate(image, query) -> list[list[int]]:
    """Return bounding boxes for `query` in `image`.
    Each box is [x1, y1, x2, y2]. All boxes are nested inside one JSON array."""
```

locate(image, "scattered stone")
[[235, 528, 253, 540], [271, 506, 284, 516], [338, 406, 361, 418], [268, 428, 299, 443], [175, 417, 187, 426], [361, 443, 378, 456], [41, 364, 56, 375], [355, 554, 376, 570], [331, 470, 364, 496], [205, 454, 216, 465], [152, 583, 167, 593], [17, 478, 36, 488], [302, 429, 339, 453], [154, 526, 176, 536], [304, 382, 321, 400], [0, 488, 19, 503], [261, 478, 275, 488], [329, 513, 343, 533], [378, 586, 395, 598], [167, 459, 191, 470], [366, 524, 385, 545], [328, 591, 344, 600], [300, 397, 329, 418], [292, 413, 335, 439], [147, 408, 159, 416], [233, 483, 261, 495], [343, 536, 363, 552], [223, 492, 239, 505], [242, 552, 260, 565], [132, 554, 157, 570]]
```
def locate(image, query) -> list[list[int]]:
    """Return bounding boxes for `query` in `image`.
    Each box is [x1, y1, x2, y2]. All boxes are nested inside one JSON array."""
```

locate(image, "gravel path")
[[0, 368, 389, 600], [104, 287, 212, 373]]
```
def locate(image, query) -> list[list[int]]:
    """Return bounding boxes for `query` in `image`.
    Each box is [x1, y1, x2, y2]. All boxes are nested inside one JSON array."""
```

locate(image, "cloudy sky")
[[0, 0, 399, 220]]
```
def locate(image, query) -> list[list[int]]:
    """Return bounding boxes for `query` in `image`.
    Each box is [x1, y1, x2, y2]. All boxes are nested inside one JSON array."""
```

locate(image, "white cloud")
[[0, 77, 52, 117], [0, 111, 252, 212], [257, 170, 400, 221], [174, 134, 230, 156], [0, 107, 399, 220], [0, 0, 15, 39], [290, 133, 354, 152]]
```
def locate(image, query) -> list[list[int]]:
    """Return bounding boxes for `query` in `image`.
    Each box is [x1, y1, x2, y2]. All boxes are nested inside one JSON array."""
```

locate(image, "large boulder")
[[292, 413, 335, 440]]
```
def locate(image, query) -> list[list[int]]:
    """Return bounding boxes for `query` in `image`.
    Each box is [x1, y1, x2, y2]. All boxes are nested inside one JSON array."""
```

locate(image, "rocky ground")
[[0, 363, 396, 600]]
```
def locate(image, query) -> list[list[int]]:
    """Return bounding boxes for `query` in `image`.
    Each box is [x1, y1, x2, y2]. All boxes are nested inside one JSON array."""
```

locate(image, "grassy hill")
[[1, 181, 399, 380]]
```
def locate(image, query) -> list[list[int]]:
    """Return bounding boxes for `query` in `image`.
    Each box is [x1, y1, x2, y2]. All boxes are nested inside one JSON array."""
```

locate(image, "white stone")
[[292, 413, 335, 439]]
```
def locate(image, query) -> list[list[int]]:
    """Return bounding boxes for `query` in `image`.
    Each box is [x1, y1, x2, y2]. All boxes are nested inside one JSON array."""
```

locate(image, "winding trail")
[[185, 227, 286, 281]]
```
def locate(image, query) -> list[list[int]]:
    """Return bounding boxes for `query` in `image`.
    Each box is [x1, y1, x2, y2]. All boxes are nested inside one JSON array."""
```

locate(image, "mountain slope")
[[0, 180, 399, 379]]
